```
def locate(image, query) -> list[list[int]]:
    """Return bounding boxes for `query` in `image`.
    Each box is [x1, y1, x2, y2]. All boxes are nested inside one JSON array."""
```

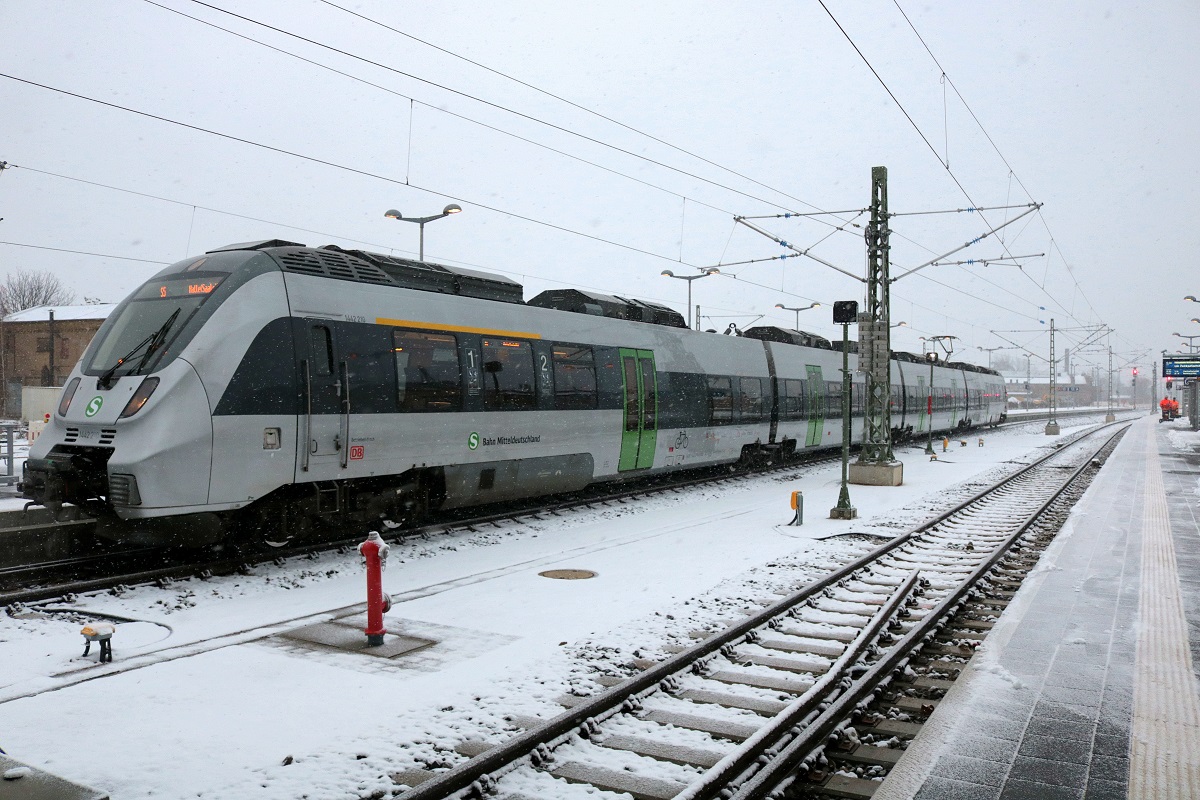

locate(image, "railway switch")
[[358, 531, 390, 646]]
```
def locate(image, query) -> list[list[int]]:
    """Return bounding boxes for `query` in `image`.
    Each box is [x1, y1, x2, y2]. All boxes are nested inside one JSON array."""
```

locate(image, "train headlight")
[[119, 377, 160, 419], [57, 377, 81, 417]]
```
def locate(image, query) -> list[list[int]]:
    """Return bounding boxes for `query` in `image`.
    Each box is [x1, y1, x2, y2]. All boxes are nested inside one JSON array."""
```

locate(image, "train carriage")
[[22, 241, 1006, 547]]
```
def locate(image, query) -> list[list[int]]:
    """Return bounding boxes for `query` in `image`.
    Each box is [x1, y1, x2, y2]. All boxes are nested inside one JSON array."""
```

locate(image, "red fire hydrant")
[[358, 531, 390, 646]]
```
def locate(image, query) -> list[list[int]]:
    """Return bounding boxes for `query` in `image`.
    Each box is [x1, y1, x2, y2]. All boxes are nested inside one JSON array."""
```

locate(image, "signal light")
[[1132, 368, 1139, 376]]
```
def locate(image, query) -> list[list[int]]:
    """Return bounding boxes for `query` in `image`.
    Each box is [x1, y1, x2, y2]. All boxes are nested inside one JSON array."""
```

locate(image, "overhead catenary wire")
[[891, 0, 1109, 335], [823, 0, 1113, 340], [164, 0, 861, 230], [0, 241, 171, 265], [4, 161, 840, 318], [7, 163, 406, 253], [139, 0, 740, 221], [314, 0, 850, 221], [0, 71, 712, 268], [1, 4, 1121, 349]]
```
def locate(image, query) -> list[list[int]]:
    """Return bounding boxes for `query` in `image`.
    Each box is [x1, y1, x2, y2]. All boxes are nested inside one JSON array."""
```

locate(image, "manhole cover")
[[539, 569, 597, 580]]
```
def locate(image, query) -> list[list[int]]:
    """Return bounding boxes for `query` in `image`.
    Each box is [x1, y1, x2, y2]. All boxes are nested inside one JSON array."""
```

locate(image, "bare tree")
[[991, 352, 1018, 373], [0, 269, 76, 317]]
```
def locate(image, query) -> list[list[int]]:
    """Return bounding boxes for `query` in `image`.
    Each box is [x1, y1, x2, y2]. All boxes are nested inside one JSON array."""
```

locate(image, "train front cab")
[[19, 251, 274, 539]]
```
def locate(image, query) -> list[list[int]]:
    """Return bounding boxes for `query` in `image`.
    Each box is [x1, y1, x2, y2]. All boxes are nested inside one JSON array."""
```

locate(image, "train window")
[[826, 381, 842, 418], [622, 357, 639, 432], [640, 358, 657, 430], [738, 377, 765, 422], [482, 338, 535, 411], [310, 326, 334, 376], [552, 346, 597, 410], [394, 330, 462, 412], [707, 376, 732, 424], [783, 379, 804, 420]]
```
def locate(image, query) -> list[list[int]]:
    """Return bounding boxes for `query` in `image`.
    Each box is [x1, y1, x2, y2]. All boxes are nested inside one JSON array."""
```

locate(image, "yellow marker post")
[[789, 491, 803, 526]]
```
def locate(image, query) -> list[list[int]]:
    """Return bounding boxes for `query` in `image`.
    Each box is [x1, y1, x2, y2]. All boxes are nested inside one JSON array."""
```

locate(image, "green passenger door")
[[618, 349, 658, 471], [805, 365, 825, 447]]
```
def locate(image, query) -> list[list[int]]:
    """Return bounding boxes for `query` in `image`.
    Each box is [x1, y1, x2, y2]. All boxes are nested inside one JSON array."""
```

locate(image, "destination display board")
[[1163, 355, 1200, 377]]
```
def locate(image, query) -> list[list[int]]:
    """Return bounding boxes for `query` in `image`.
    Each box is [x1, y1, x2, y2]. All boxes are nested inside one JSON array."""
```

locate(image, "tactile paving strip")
[[1129, 429, 1200, 797]]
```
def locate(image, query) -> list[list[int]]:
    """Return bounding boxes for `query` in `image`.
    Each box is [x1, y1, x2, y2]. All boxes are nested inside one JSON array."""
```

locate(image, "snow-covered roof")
[[3, 303, 118, 323]]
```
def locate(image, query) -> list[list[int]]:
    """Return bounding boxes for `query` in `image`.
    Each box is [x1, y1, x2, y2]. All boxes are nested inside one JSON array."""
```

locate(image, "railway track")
[[0, 408, 1129, 608], [385, 420, 1128, 800]]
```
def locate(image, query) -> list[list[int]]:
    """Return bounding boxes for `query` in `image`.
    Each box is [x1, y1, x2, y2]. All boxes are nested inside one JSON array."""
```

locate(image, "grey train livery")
[[22, 241, 1006, 546]]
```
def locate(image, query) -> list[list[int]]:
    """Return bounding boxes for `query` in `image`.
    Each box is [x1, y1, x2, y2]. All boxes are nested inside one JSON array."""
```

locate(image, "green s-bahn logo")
[[468, 432, 479, 451], [84, 396, 103, 418]]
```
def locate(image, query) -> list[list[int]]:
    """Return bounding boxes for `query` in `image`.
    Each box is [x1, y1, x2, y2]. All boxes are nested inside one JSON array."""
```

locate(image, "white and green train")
[[22, 241, 1006, 546]]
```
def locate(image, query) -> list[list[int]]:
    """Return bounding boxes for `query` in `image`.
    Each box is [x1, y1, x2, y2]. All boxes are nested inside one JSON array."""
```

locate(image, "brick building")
[[2, 304, 116, 417]]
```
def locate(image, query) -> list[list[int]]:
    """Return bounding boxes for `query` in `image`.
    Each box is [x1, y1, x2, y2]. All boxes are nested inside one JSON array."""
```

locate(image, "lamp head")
[[443, 204, 462, 215], [661, 270, 675, 278], [809, 302, 821, 309], [384, 209, 403, 220], [1186, 295, 1198, 302], [700, 267, 720, 275], [775, 303, 785, 309]]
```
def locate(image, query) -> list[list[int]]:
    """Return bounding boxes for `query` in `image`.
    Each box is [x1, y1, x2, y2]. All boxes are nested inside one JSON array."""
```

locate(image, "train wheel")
[[261, 526, 292, 548], [262, 509, 317, 548], [235, 501, 308, 548]]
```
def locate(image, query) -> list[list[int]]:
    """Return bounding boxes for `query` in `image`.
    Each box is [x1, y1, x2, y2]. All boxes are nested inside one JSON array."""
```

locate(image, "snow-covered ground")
[[0, 414, 1130, 798]]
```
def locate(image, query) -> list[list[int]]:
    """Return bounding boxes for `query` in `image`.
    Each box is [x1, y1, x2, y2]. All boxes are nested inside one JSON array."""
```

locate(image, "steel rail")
[[397, 420, 1129, 800], [1, 410, 1124, 605], [726, 424, 1128, 799], [672, 571, 923, 800]]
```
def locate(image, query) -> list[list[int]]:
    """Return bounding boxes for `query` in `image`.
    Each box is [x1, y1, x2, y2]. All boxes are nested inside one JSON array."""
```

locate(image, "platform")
[[877, 416, 1200, 799]]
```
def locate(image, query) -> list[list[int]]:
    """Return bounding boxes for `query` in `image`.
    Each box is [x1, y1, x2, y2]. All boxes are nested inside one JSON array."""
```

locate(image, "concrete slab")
[[0, 754, 109, 800], [281, 620, 435, 659], [849, 461, 904, 486]]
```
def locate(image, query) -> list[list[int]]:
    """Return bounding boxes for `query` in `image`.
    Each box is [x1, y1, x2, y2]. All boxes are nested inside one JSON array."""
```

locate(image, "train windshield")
[[85, 274, 227, 380]]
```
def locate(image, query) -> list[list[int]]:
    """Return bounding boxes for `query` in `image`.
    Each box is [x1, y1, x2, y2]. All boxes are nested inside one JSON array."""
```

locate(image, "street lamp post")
[[774, 302, 821, 329], [1174, 333, 1200, 354], [662, 269, 719, 330], [975, 345, 1013, 369], [384, 204, 462, 261]]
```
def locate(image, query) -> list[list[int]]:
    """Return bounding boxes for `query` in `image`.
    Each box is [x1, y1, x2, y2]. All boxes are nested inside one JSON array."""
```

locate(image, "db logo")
[[349, 445, 365, 460]]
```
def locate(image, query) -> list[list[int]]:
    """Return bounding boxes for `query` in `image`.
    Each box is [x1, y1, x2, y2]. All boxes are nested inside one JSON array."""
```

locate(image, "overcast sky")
[[2, 1, 1197, 377]]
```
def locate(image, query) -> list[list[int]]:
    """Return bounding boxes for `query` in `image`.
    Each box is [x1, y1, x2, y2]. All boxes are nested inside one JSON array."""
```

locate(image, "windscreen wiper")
[[97, 308, 181, 389], [132, 307, 181, 376]]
